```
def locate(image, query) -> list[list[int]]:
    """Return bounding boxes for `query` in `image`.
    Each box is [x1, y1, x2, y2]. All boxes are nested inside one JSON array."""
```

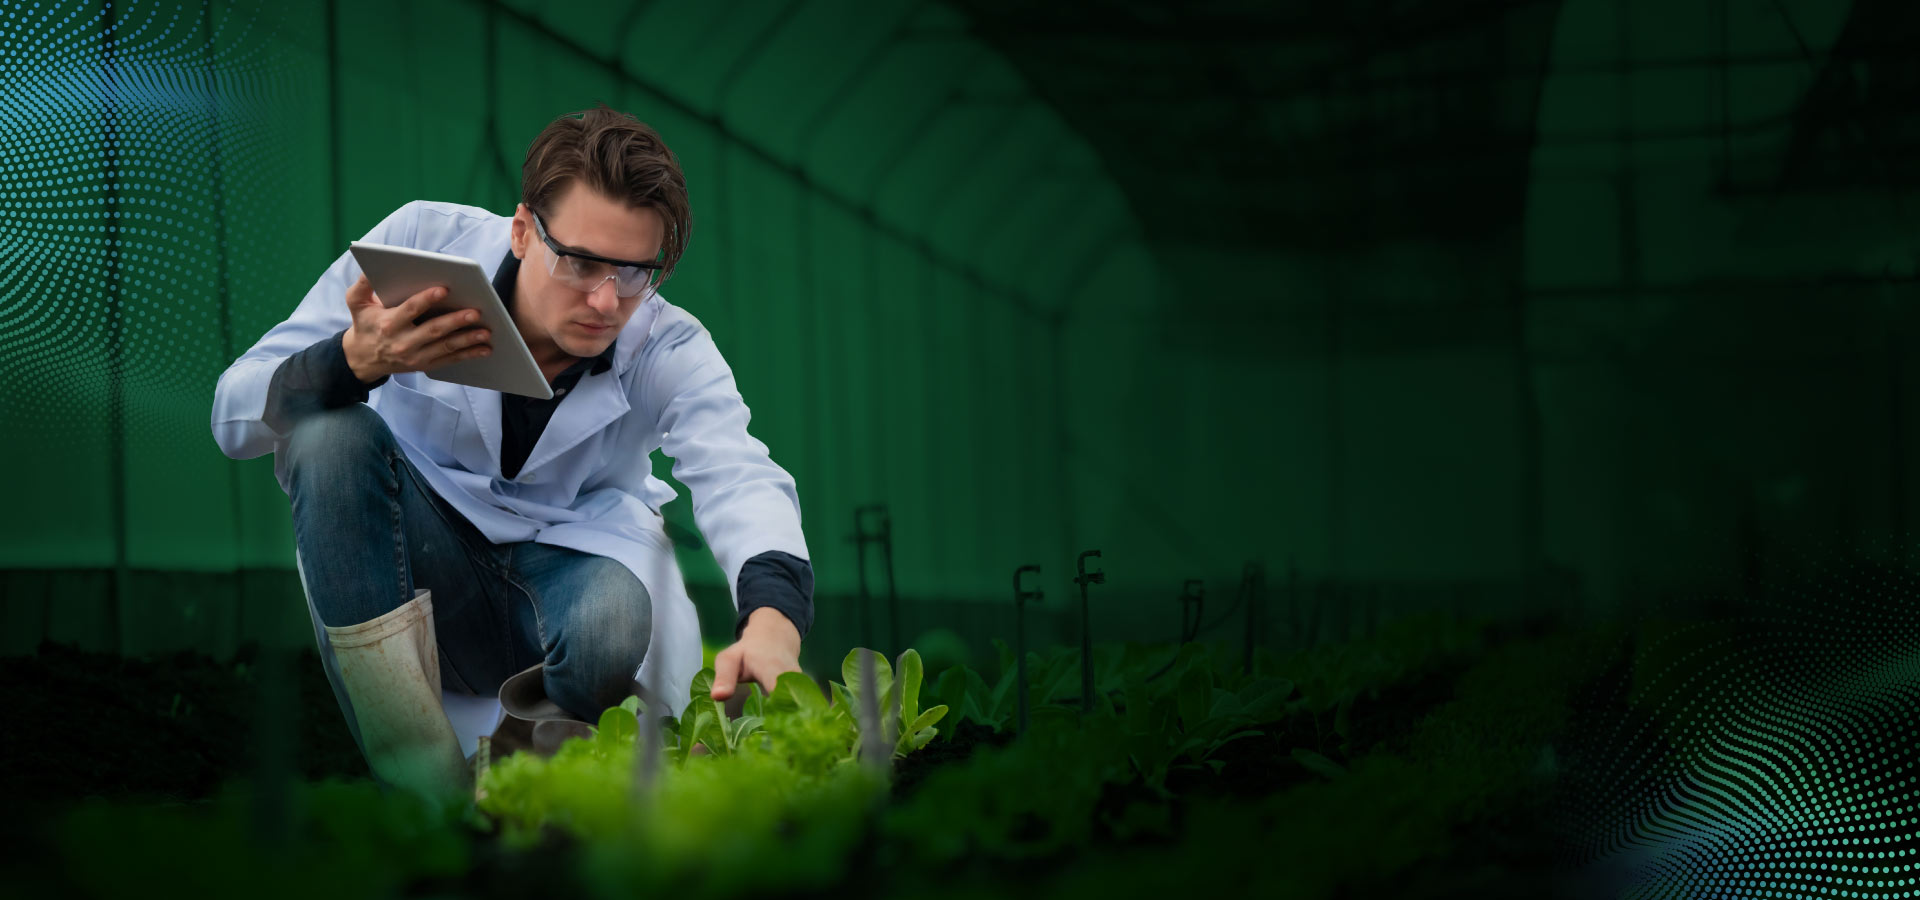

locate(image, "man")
[[210, 104, 813, 801]]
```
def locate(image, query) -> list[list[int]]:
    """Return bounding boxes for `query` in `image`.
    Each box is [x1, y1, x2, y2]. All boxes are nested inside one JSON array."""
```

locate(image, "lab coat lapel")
[[460, 385, 504, 476], [516, 367, 629, 478]]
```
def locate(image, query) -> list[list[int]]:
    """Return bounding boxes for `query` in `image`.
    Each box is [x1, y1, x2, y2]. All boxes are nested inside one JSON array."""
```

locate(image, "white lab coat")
[[210, 199, 811, 717]]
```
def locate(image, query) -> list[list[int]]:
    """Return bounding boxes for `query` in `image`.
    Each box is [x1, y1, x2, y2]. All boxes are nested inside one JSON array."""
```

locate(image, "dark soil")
[[888, 718, 1013, 799], [0, 640, 368, 817]]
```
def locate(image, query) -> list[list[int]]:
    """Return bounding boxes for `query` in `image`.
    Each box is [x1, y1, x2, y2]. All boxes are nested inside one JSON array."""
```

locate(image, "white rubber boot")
[[323, 589, 471, 806]]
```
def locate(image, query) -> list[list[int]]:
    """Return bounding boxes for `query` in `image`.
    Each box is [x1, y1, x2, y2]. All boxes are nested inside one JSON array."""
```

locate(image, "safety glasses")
[[528, 207, 664, 299]]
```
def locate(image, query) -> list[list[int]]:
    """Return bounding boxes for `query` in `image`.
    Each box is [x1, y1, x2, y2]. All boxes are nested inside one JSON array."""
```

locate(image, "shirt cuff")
[[263, 329, 390, 435], [733, 550, 814, 641]]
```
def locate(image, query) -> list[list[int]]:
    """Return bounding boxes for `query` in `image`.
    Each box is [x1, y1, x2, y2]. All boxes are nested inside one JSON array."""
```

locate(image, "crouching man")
[[209, 104, 815, 804]]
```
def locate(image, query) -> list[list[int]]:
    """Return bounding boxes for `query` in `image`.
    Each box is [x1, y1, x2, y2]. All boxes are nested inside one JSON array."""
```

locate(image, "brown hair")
[[521, 102, 692, 290]]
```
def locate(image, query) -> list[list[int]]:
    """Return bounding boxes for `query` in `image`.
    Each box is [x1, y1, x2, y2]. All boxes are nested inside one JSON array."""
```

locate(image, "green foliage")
[[480, 646, 947, 844], [52, 614, 1606, 900]]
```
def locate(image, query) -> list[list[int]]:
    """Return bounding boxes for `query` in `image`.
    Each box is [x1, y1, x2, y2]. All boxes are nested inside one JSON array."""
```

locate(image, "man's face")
[[509, 180, 666, 365]]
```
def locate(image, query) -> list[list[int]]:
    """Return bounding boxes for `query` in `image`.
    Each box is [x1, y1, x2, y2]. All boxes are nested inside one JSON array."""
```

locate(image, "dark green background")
[[1, 0, 1911, 672]]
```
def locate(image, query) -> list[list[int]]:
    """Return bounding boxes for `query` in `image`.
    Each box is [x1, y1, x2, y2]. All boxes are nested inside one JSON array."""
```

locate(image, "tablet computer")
[[348, 241, 554, 400]]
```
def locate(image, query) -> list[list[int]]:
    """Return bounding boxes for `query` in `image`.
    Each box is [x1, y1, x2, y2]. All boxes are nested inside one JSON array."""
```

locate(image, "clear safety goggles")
[[529, 208, 663, 299]]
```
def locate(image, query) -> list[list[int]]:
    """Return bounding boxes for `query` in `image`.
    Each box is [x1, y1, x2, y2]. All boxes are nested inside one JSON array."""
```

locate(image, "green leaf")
[[882, 668, 904, 746], [829, 681, 856, 723], [988, 667, 1018, 721], [728, 715, 764, 750], [690, 667, 716, 705], [1173, 734, 1212, 762], [908, 704, 947, 734], [1093, 686, 1117, 719], [896, 648, 924, 726], [947, 691, 989, 740], [1200, 730, 1265, 761], [744, 682, 765, 718], [596, 705, 638, 749], [930, 666, 966, 717], [991, 637, 1014, 682], [1122, 672, 1152, 735], [618, 695, 641, 715], [895, 710, 939, 757], [1147, 694, 1178, 737], [962, 665, 993, 709], [1032, 651, 1076, 704], [1236, 678, 1296, 722], [773, 671, 828, 713], [840, 648, 893, 705], [676, 709, 698, 754], [692, 710, 724, 756], [895, 703, 949, 754], [1209, 687, 1244, 719], [1292, 747, 1346, 780], [1334, 695, 1354, 740]]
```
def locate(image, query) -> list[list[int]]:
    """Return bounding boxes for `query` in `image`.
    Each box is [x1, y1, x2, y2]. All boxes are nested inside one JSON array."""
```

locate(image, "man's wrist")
[[341, 328, 384, 384], [743, 606, 800, 642]]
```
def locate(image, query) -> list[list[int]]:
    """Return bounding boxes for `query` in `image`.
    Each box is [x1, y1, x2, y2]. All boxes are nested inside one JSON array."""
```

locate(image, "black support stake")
[[1180, 579, 1204, 644], [1013, 565, 1042, 735], [880, 508, 899, 654], [847, 504, 887, 650], [1074, 551, 1105, 714]]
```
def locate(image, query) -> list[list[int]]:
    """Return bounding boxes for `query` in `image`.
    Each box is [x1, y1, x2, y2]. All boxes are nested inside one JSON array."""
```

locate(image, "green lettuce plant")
[[831, 648, 948, 758]]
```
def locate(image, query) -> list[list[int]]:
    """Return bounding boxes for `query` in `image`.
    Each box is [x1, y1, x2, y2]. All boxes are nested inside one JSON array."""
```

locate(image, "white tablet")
[[348, 241, 554, 400]]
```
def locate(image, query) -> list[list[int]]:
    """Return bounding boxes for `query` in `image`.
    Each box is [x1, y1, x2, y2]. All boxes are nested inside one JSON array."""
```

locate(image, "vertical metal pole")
[[881, 507, 899, 654], [631, 671, 663, 800], [857, 648, 887, 771], [851, 507, 872, 648], [1074, 550, 1103, 713], [1017, 599, 1027, 731], [1013, 565, 1040, 735]]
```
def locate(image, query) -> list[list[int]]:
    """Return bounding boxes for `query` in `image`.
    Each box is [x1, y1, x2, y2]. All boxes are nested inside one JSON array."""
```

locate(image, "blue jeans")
[[283, 404, 652, 750]]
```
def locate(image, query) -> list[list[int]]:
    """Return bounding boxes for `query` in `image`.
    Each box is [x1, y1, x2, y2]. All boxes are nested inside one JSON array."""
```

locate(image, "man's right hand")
[[341, 273, 493, 384]]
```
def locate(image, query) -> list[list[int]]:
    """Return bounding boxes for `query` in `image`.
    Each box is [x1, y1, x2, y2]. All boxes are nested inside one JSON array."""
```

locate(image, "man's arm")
[[638, 317, 813, 621], [633, 315, 814, 697], [211, 200, 419, 459], [261, 329, 391, 434], [734, 549, 815, 640]]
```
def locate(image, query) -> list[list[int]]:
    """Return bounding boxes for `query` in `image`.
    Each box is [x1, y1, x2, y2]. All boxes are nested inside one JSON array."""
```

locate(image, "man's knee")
[[285, 405, 394, 484], [546, 566, 653, 717]]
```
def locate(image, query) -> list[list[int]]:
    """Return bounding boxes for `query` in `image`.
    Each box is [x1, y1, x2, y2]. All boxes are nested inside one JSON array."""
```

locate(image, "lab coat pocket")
[[376, 381, 464, 466]]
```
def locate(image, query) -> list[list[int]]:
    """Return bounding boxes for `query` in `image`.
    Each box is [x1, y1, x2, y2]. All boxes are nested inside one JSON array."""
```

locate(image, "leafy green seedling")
[[833, 648, 947, 759], [683, 668, 766, 757], [1292, 746, 1346, 780]]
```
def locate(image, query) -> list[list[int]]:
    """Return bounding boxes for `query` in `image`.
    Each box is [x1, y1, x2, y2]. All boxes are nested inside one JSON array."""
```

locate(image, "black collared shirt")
[[488, 249, 615, 481], [262, 246, 814, 641]]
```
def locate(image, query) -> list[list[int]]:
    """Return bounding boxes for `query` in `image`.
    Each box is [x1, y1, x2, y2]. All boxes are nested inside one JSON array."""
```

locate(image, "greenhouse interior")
[[3, 0, 1919, 897]]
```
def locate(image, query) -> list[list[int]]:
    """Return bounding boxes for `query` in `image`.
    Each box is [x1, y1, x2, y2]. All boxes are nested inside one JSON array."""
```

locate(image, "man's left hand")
[[710, 607, 803, 702]]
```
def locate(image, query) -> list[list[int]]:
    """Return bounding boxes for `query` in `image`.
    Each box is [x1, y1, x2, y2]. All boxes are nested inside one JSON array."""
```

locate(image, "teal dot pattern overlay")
[[0, 0, 290, 447], [1562, 547, 1920, 898]]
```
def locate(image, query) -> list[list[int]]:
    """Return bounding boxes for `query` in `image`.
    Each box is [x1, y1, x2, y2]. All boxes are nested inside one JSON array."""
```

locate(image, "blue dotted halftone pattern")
[[0, 0, 298, 446], [1561, 544, 1920, 898]]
